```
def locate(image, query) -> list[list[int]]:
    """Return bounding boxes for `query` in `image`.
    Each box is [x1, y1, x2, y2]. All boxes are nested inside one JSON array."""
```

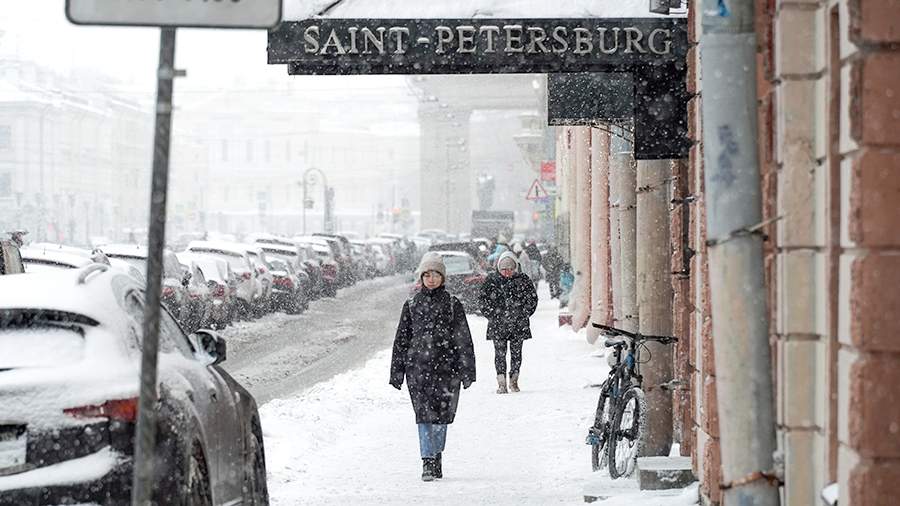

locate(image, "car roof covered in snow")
[[0, 266, 139, 328], [98, 243, 147, 258], [20, 247, 95, 268], [186, 240, 250, 257], [435, 250, 473, 258]]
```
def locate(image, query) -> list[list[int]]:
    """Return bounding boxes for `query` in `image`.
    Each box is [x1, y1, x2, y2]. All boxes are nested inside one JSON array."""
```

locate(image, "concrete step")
[[637, 456, 696, 491]]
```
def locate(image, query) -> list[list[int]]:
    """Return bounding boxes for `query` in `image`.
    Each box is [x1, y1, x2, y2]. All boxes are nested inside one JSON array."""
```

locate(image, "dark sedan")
[[0, 266, 268, 505]]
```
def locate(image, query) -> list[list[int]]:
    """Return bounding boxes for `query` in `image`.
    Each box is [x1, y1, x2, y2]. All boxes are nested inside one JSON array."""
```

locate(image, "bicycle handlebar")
[[591, 323, 679, 345]]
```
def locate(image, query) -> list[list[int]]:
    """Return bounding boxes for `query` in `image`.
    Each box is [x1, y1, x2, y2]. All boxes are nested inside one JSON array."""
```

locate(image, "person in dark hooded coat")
[[479, 251, 538, 394], [390, 252, 476, 482]]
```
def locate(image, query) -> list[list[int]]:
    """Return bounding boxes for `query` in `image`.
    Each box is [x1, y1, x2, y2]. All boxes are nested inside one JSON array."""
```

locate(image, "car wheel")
[[243, 427, 269, 505], [186, 440, 213, 506]]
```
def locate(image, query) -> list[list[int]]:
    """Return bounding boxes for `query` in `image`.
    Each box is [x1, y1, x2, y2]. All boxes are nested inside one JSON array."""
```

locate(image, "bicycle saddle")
[[604, 337, 628, 348]]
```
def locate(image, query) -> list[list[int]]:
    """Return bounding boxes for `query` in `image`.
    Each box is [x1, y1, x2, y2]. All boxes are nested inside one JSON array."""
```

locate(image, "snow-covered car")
[[311, 234, 356, 287], [267, 258, 307, 314], [0, 239, 25, 275], [20, 247, 95, 273], [174, 255, 213, 334], [179, 253, 236, 330], [242, 246, 274, 315], [185, 241, 258, 319], [254, 242, 311, 306], [98, 244, 189, 326], [294, 237, 339, 297], [0, 266, 268, 505]]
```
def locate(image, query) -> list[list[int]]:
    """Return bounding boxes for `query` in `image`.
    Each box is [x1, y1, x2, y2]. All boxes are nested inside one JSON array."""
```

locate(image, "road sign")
[[526, 179, 550, 201], [66, 0, 281, 29], [540, 161, 556, 182]]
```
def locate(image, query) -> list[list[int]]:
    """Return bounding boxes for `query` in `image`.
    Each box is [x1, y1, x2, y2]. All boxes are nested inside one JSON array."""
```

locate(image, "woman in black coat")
[[479, 251, 538, 394], [390, 253, 476, 482]]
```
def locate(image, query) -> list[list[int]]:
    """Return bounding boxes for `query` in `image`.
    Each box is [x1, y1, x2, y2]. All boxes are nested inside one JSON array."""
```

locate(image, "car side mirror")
[[194, 329, 226, 365]]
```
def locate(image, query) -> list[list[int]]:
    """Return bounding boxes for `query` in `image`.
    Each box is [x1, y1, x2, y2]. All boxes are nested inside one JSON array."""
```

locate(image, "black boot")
[[435, 453, 443, 479], [421, 457, 437, 482]]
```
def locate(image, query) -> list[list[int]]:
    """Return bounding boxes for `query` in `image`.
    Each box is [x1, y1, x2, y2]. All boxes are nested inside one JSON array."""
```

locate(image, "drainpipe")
[[700, 1, 779, 504]]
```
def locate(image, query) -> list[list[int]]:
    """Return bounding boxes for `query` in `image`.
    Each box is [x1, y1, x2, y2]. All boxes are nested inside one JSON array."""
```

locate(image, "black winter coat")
[[390, 286, 476, 424], [479, 271, 538, 341]]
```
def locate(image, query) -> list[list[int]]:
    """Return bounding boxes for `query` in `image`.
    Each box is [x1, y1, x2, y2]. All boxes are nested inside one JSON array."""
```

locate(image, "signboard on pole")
[[270, 18, 688, 75], [526, 179, 550, 201], [540, 161, 557, 182], [66, 0, 281, 28]]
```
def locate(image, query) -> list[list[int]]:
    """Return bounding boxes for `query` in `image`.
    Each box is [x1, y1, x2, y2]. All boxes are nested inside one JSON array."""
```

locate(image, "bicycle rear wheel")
[[588, 385, 612, 471], [607, 387, 646, 479]]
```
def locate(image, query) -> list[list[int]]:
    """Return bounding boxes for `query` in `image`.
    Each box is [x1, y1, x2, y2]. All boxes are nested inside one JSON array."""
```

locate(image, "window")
[[265, 140, 271, 163], [246, 140, 253, 162], [221, 139, 228, 162], [0, 126, 10, 150]]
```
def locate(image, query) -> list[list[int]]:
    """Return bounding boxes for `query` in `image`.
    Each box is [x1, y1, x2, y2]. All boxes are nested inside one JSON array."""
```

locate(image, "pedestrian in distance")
[[513, 242, 541, 291], [390, 253, 477, 482], [479, 251, 538, 394], [541, 246, 564, 299]]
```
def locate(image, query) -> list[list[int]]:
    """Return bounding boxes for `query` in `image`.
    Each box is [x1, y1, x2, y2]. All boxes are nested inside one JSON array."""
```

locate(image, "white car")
[[185, 241, 258, 318]]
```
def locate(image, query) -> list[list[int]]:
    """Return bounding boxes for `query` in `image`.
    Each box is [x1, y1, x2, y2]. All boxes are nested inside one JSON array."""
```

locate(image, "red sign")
[[540, 161, 556, 182]]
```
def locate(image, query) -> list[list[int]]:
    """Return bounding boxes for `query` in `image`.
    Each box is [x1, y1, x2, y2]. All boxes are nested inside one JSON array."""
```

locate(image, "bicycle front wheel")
[[607, 387, 646, 479], [589, 386, 612, 471]]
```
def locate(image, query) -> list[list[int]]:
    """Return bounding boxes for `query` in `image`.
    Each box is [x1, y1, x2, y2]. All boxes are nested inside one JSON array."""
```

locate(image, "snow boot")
[[435, 453, 443, 479], [509, 374, 520, 393], [421, 458, 437, 482], [496, 374, 508, 394]]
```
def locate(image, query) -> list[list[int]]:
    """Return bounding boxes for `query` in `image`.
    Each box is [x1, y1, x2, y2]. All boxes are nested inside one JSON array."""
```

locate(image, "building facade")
[[554, 0, 900, 503]]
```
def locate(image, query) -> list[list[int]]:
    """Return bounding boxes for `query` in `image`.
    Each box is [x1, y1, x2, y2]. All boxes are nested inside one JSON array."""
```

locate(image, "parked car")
[[413, 250, 486, 313], [185, 241, 259, 319], [19, 246, 95, 273], [0, 266, 268, 505], [98, 244, 190, 326], [174, 255, 213, 334], [312, 233, 356, 287], [241, 245, 274, 315], [267, 258, 306, 314], [179, 253, 236, 330], [254, 242, 311, 307], [294, 237, 339, 297]]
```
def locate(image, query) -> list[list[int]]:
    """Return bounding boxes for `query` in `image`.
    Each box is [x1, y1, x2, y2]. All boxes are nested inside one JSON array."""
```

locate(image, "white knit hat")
[[497, 251, 519, 272], [416, 252, 446, 279]]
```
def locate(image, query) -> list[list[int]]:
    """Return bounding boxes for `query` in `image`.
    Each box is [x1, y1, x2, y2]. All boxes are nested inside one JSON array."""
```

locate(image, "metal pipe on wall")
[[616, 132, 638, 334], [700, 0, 779, 503]]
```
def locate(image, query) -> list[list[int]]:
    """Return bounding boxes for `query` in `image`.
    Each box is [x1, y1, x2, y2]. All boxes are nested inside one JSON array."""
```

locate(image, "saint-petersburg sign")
[[268, 18, 689, 159], [269, 19, 687, 75]]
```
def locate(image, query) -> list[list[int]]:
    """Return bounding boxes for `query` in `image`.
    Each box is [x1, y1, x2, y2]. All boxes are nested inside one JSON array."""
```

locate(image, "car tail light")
[[212, 284, 226, 297], [64, 398, 138, 423], [257, 266, 266, 274], [275, 277, 294, 289], [162, 286, 175, 297], [242, 272, 252, 280]]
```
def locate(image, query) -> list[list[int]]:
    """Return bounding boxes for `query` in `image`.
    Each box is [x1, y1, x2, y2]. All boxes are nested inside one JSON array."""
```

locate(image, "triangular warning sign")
[[526, 179, 549, 201]]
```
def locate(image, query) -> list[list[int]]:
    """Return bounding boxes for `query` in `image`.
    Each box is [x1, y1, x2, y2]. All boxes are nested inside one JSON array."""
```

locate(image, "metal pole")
[[132, 27, 176, 506], [700, 0, 779, 504], [302, 177, 308, 235], [635, 158, 674, 457]]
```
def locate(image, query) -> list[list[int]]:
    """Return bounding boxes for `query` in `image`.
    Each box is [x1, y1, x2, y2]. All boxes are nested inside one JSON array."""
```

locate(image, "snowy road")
[[250, 283, 699, 505], [220, 275, 412, 404]]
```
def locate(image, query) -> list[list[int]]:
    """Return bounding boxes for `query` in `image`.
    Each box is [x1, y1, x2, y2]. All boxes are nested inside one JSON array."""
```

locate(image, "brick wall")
[[838, 0, 900, 503]]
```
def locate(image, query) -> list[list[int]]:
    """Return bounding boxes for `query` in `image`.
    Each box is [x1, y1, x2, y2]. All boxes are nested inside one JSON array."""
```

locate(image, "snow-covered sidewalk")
[[259, 284, 698, 505]]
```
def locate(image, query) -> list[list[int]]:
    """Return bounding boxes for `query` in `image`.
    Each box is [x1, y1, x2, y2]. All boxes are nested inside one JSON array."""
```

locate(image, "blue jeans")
[[417, 423, 447, 458]]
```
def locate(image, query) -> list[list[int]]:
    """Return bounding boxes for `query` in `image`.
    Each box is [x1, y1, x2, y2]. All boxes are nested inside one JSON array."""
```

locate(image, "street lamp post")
[[300, 167, 330, 234]]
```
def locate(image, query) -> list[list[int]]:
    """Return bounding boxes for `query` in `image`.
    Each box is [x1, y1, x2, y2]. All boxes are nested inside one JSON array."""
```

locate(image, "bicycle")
[[585, 323, 678, 479]]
